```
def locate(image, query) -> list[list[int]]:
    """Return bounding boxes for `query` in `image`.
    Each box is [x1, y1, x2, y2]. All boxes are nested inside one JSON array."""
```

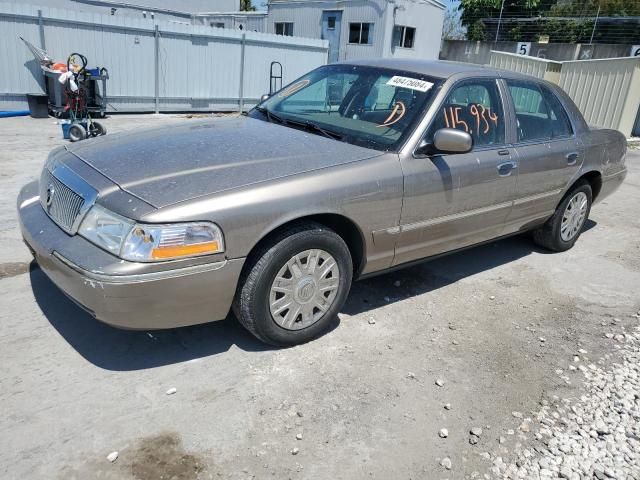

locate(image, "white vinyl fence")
[[490, 51, 640, 137], [0, 2, 328, 112]]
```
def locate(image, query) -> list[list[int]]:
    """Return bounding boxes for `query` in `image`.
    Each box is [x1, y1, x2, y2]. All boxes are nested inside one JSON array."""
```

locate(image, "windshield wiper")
[[302, 121, 342, 140], [255, 106, 286, 125], [255, 107, 342, 141]]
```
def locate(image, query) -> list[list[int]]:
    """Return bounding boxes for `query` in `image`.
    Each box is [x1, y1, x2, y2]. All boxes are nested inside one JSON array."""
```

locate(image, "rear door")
[[503, 80, 582, 230], [395, 78, 517, 265]]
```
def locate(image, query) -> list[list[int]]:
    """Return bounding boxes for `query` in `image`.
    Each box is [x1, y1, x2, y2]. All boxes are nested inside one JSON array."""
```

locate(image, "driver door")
[[394, 78, 517, 265]]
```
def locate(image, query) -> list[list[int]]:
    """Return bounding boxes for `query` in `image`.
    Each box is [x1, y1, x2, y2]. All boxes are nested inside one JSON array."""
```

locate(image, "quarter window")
[[426, 79, 505, 148], [541, 86, 573, 138], [349, 23, 372, 44], [392, 26, 416, 49], [275, 22, 294, 36]]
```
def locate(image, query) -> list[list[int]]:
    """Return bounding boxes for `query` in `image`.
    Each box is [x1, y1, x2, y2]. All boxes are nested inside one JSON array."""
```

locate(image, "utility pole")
[[495, 0, 506, 43], [589, 4, 600, 44]]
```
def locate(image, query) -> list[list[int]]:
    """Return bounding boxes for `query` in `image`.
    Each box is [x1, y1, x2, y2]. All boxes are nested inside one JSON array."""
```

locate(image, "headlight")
[[78, 205, 224, 261], [78, 205, 134, 255], [121, 222, 224, 261]]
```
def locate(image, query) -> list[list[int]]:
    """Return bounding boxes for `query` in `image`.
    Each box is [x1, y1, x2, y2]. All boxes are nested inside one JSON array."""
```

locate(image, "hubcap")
[[560, 191, 588, 242], [269, 249, 340, 330]]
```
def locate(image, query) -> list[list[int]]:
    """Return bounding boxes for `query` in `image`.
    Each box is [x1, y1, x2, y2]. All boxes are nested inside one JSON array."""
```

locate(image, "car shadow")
[[343, 222, 596, 316], [30, 221, 596, 371], [29, 264, 278, 371]]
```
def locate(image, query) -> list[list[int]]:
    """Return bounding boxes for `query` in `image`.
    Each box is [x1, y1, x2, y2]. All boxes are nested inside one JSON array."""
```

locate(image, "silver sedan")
[[18, 58, 627, 345]]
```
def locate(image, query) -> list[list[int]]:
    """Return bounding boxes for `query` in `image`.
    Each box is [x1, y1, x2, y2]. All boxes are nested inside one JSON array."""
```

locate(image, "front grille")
[[40, 169, 85, 233]]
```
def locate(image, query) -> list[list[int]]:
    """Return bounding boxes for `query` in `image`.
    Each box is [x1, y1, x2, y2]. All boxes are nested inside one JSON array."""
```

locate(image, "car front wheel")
[[233, 223, 353, 346], [533, 180, 592, 252]]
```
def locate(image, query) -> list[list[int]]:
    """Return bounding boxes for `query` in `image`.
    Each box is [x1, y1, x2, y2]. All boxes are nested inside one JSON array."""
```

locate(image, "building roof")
[[342, 58, 496, 79], [268, 0, 446, 10]]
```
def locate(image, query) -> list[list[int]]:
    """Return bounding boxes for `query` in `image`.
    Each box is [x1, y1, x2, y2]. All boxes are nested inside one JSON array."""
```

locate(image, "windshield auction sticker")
[[386, 76, 434, 92]]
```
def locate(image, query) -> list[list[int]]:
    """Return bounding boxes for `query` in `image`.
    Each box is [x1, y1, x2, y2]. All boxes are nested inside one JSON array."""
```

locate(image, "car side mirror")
[[260, 93, 270, 102], [415, 128, 473, 157]]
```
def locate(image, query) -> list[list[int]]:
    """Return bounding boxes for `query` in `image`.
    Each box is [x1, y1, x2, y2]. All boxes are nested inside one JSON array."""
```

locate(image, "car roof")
[[341, 58, 527, 81]]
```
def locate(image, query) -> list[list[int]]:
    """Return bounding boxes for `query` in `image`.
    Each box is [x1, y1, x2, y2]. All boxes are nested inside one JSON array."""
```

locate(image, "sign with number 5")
[[517, 42, 531, 56], [631, 45, 640, 57]]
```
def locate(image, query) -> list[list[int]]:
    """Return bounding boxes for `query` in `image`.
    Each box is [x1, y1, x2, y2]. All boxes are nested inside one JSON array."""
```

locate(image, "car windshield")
[[248, 64, 442, 151]]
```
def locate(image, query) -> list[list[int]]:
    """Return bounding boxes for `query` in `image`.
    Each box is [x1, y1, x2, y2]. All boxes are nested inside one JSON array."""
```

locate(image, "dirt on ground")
[[0, 115, 638, 480]]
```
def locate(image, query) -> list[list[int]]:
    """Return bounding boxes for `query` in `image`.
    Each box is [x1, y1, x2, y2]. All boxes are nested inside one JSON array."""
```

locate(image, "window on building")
[[349, 23, 372, 44], [211, 22, 225, 28], [327, 16, 336, 30], [275, 22, 294, 36], [392, 26, 415, 49]]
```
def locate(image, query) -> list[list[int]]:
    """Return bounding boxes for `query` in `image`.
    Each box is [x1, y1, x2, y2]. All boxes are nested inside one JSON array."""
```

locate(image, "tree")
[[442, 9, 467, 40], [457, 0, 546, 40], [240, 0, 256, 12], [457, 0, 500, 40], [550, 0, 640, 16], [458, 0, 640, 43]]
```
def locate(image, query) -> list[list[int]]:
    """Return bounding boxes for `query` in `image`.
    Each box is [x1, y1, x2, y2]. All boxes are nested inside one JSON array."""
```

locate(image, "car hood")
[[66, 116, 383, 208]]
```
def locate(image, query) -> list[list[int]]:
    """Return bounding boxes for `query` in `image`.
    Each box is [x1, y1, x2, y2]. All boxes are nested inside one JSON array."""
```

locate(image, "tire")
[[68, 124, 87, 142], [533, 180, 592, 252], [89, 121, 106, 137], [233, 223, 353, 347]]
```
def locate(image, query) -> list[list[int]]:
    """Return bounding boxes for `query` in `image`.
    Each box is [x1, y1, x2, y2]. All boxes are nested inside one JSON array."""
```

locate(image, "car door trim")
[[512, 188, 562, 206], [386, 188, 561, 235], [398, 200, 513, 233]]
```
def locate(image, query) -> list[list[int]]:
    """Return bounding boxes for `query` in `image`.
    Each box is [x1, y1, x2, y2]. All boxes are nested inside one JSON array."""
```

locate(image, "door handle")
[[497, 149, 510, 156], [497, 161, 517, 177], [566, 152, 579, 166]]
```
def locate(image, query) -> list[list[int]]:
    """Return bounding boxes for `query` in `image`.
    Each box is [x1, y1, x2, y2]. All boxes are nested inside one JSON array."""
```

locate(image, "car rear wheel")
[[233, 223, 353, 346], [533, 180, 592, 252]]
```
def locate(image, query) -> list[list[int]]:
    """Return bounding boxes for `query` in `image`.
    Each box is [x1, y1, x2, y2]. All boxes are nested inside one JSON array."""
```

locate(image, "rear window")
[[506, 80, 573, 142]]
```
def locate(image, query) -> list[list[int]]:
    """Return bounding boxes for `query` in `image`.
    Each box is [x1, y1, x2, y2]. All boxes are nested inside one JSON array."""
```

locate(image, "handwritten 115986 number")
[[443, 104, 499, 136]]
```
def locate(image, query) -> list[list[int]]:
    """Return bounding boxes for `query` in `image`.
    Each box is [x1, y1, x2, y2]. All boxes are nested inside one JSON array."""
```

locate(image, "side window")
[[540, 86, 573, 138], [427, 79, 505, 148], [506, 81, 552, 142]]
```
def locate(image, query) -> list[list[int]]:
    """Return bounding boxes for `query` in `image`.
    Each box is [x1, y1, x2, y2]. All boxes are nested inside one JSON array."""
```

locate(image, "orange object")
[[151, 241, 220, 260], [52, 62, 68, 73]]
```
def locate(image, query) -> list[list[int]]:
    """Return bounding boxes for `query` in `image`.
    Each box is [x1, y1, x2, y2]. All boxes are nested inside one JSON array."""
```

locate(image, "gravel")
[[440, 457, 452, 470], [106, 451, 118, 463], [489, 326, 640, 479]]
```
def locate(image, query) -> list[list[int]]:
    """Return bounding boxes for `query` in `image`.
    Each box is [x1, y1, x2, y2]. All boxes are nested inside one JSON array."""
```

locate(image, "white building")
[[266, 0, 446, 62], [31, 0, 242, 23]]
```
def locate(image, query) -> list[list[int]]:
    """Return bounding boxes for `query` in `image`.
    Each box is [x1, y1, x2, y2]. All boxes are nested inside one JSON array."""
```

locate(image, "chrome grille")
[[40, 169, 85, 233]]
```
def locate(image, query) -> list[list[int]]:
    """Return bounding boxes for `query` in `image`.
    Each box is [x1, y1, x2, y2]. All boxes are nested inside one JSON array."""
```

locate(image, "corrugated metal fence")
[[0, 2, 328, 112], [490, 51, 640, 137]]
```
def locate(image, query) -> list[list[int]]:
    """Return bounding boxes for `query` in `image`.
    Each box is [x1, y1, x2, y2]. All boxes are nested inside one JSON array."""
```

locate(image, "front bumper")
[[18, 181, 245, 330]]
